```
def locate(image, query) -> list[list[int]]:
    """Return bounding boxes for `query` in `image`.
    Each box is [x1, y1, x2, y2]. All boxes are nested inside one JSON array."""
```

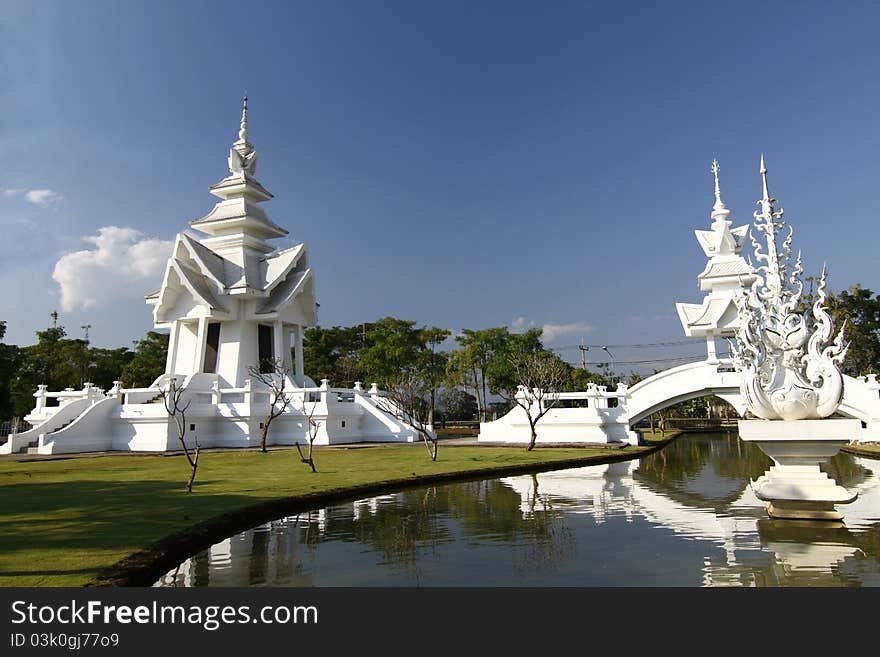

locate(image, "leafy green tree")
[[482, 329, 544, 395], [9, 325, 80, 418], [0, 322, 20, 421], [446, 328, 507, 421], [89, 347, 135, 391], [302, 325, 364, 386], [799, 281, 879, 377], [121, 331, 169, 387], [564, 366, 606, 392], [438, 388, 478, 422], [826, 285, 880, 377], [358, 317, 425, 388], [495, 346, 569, 451]]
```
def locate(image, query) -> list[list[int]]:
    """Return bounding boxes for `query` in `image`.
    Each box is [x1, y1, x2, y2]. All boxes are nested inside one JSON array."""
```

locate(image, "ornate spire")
[[228, 95, 258, 177], [710, 158, 731, 222], [238, 95, 249, 144], [760, 153, 770, 204]]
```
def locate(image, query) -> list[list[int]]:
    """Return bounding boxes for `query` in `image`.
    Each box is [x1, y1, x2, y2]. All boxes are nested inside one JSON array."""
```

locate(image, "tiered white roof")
[[676, 160, 755, 339], [147, 97, 317, 327]]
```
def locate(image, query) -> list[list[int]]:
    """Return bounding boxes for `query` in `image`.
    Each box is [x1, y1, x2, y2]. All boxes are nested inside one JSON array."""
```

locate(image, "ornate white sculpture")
[[732, 157, 848, 421]]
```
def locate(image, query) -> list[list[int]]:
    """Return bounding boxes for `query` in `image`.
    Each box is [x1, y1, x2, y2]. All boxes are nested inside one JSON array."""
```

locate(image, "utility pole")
[[82, 324, 92, 341], [578, 342, 590, 370], [50, 310, 58, 328]]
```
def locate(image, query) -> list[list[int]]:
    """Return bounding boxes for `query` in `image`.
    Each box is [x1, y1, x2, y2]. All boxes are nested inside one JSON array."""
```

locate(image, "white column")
[[294, 324, 305, 382], [194, 316, 208, 373], [273, 320, 284, 372], [706, 335, 718, 363], [165, 320, 180, 375]]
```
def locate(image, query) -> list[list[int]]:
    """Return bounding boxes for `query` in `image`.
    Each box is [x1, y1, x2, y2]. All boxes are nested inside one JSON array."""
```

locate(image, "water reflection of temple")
[[155, 438, 880, 587], [498, 445, 880, 586]]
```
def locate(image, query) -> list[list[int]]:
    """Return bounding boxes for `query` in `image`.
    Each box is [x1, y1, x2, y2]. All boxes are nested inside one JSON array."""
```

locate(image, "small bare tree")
[[294, 390, 322, 472], [502, 350, 569, 451], [248, 357, 293, 453], [377, 370, 439, 461], [159, 377, 200, 493]]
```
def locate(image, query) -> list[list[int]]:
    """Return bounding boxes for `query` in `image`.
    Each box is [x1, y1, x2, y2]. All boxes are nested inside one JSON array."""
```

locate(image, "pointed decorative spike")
[[760, 154, 770, 202], [709, 158, 730, 222], [238, 95, 249, 143]]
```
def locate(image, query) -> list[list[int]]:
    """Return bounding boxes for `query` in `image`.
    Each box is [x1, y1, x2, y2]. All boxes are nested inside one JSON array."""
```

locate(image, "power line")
[[556, 353, 731, 367], [553, 339, 699, 351]]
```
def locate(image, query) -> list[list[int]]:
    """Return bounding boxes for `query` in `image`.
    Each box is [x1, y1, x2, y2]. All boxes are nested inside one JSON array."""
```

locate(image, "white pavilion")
[[2, 99, 421, 454], [675, 160, 755, 361]]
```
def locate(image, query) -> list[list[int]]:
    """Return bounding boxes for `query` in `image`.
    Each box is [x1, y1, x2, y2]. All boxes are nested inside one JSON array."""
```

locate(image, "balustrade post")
[[34, 384, 48, 414]]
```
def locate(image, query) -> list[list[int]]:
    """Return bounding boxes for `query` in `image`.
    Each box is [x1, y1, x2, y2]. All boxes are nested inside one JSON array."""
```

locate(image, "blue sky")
[[1, 0, 878, 374]]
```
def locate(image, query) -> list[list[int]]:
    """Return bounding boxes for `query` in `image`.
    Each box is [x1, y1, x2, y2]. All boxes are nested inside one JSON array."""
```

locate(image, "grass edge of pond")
[[93, 433, 678, 587]]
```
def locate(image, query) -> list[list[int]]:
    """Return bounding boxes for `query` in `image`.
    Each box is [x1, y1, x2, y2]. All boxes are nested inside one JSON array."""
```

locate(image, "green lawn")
[[0, 442, 655, 587], [843, 442, 880, 459]]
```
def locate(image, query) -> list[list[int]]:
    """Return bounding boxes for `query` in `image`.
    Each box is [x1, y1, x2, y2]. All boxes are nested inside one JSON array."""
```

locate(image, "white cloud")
[[52, 226, 173, 311], [540, 322, 593, 342], [25, 189, 63, 206], [510, 316, 593, 342], [2, 187, 63, 206], [510, 316, 536, 332]]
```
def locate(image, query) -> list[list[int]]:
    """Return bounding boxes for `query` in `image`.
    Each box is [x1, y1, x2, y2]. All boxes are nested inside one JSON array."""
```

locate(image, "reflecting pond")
[[156, 432, 880, 587]]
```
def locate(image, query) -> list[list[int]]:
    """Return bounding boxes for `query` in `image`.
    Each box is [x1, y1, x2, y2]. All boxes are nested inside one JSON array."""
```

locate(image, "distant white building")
[[2, 99, 420, 455]]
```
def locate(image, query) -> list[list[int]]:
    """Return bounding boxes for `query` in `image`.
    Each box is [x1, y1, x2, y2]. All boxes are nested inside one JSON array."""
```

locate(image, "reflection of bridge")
[[499, 454, 880, 586]]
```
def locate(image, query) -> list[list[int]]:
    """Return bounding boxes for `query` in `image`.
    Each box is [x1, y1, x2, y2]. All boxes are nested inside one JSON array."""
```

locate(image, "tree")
[[159, 377, 200, 493], [88, 347, 135, 391], [247, 356, 294, 453], [121, 331, 169, 388], [303, 325, 364, 386], [421, 327, 451, 425], [826, 285, 880, 377], [378, 369, 440, 461], [438, 388, 478, 422], [293, 390, 322, 473], [0, 323, 20, 421], [447, 327, 513, 422], [496, 346, 569, 451], [358, 317, 425, 388]]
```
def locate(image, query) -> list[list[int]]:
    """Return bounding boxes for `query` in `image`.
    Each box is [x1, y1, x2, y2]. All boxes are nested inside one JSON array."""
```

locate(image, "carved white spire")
[[710, 159, 731, 222], [228, 95, 258, 177], [693, 158, 747, 259], [190, 96, 287, 269], [732, 156, 848, 420], [238, 95, 249, 144]]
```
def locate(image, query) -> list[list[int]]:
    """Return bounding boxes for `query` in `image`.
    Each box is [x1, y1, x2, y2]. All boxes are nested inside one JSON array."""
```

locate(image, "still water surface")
[[156, 432, 880, 586]]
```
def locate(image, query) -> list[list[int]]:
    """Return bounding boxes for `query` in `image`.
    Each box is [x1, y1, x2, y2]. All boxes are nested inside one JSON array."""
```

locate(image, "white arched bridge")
[[478, 359, 880, 446]]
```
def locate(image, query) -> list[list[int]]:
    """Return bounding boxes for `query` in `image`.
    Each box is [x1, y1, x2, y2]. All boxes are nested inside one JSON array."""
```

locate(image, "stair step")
[[26, 447, 39, 454]]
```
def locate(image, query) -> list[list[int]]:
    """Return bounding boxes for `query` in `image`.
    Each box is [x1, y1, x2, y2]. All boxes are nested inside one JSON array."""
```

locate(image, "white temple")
[[147, 97, 315, 389], [1, 99, 421, 455]]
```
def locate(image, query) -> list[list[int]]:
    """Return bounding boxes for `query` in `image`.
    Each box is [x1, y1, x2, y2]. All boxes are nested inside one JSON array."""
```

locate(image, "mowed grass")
[[0, 443, 648, 587]]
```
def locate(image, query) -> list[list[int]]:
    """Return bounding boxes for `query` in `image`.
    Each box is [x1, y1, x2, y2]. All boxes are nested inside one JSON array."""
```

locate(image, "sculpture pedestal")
[[738, 419, 860, 521]]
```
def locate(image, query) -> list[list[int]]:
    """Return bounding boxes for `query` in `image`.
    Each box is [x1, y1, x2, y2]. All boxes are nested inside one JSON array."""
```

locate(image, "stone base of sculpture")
[[738, 419, 860, 521]]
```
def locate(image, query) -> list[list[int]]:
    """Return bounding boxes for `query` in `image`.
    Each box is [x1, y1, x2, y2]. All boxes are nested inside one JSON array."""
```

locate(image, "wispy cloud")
[[52, 226, 173, 311], [2, 187, 64, 207], [540, 321, 594, 342], [510, 316, 593, 342]]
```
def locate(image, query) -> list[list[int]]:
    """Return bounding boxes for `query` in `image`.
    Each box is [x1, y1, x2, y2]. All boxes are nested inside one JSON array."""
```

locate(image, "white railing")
[[24, 383, 106, 425], [516, 382, 630, 410]]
